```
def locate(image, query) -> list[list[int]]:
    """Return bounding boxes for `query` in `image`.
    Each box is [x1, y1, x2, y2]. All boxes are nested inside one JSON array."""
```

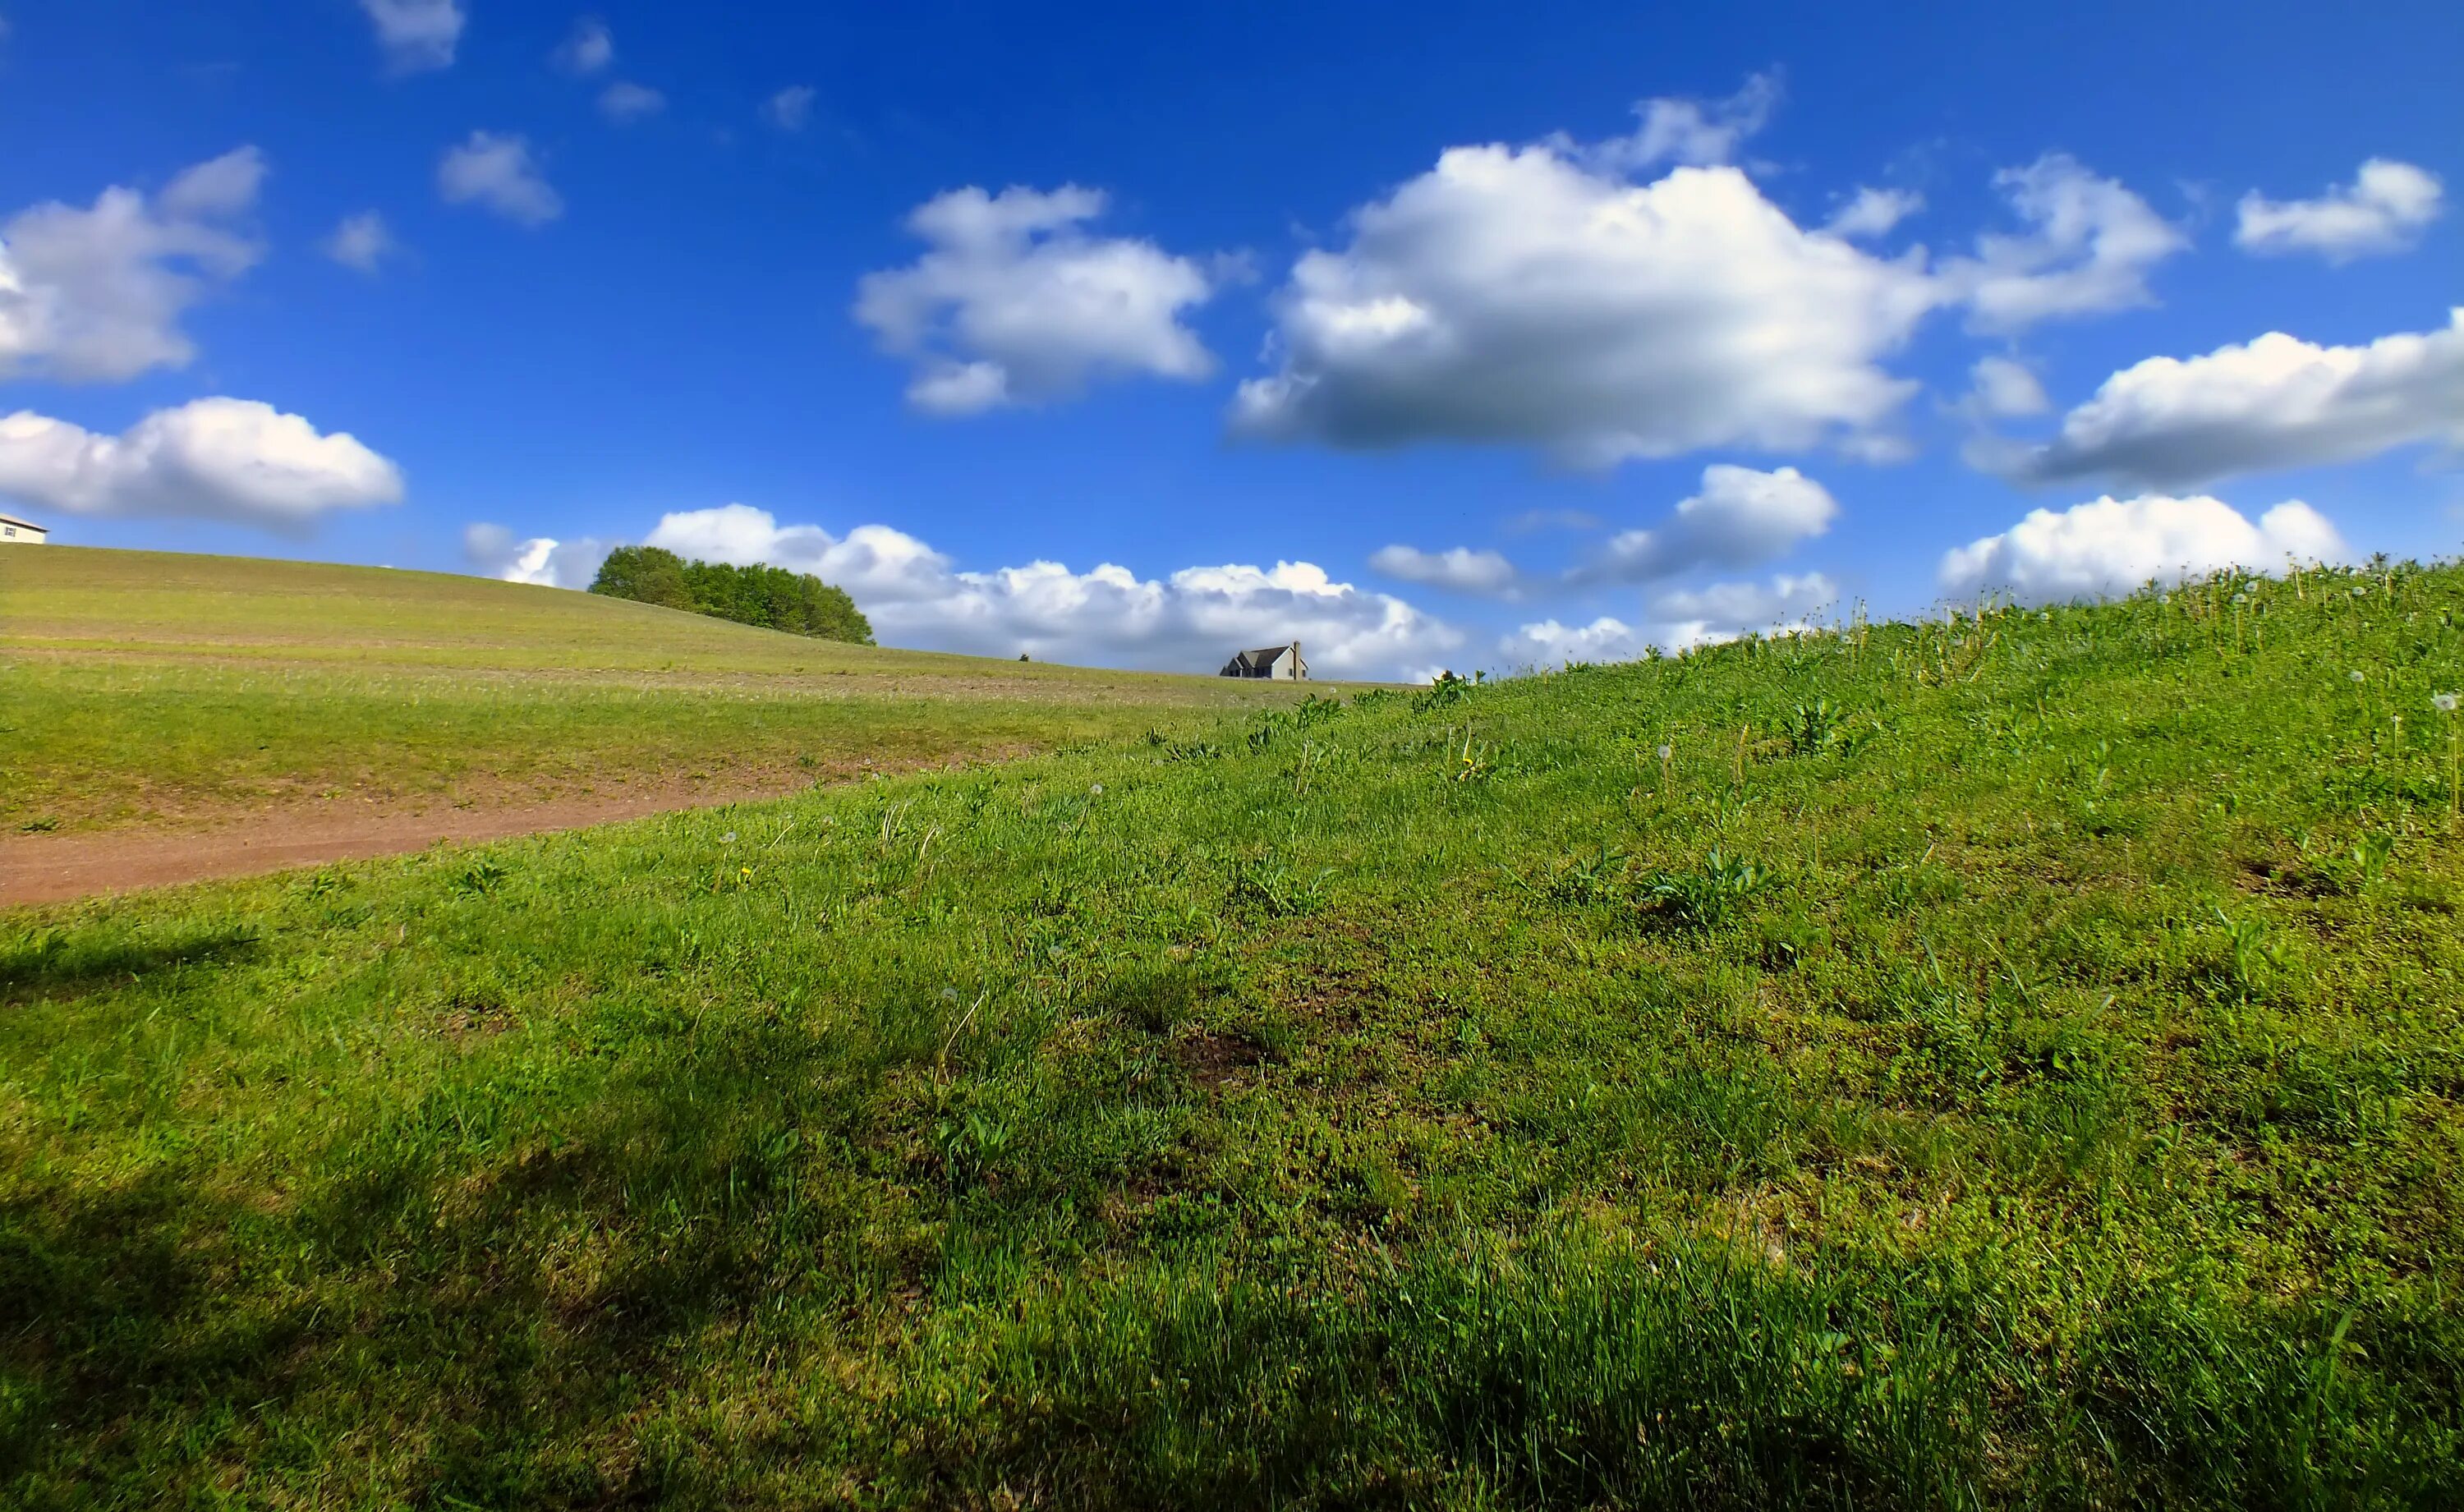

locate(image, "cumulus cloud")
[[1579, 71, 1781, 173], [1938, 494, 2346, 603], [0, 398, 403, 531], [1964, 355, 2048, 418], [463, 522, 611, 587], [1576, 464, 1837, 584], [2235, 159, 2443, 263], [1374, 465, 1837, 603], [1993, 310, 2464, 489], [1938, 154, 2186, 332], [1825, 186, 1923, 239], [853, 185, 1219, 414], [361, 0, 462, 73], [1233, 143, 1938, 466], [1503, 571, 1839, 665], [1644, 572, 1841, 646], [765, 85, 816, 131], [554, 17, 614, 75], [0, 147, 265, 383], [321, 210, 398, 273], [499, 502, 1458, 678], [1368, 544, 1522, 596], [438, 132, 563, 225], [1498, 615, 1652, 666], [598, 81, 665, 122]]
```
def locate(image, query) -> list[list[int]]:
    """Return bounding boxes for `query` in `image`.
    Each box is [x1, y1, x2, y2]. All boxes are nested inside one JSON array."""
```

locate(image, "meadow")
[[4, 557, 2463, 1506], [0, 548, 1304, 834]]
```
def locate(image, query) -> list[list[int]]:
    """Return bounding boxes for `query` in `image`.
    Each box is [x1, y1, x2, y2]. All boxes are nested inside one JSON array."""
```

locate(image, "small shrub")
[[1414, 670, 1477, 711], [1642, 849, 1768, 931], [1788, 698, 1846, 756], [2209, 908, 2286, 999], [1230, 857, 1331, 918], [453, 861, 510, 897]]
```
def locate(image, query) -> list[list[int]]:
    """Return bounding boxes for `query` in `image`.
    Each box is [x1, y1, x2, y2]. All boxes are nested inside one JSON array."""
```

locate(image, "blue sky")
[[3, 0, 2459, 676]]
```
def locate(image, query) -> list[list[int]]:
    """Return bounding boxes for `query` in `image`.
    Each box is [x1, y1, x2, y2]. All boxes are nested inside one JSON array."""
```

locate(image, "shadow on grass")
[[0, 923, 263, 1003], [5, 999, 2457, 1509]]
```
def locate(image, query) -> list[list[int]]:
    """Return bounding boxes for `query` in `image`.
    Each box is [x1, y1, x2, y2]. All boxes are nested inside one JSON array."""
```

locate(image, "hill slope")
[[5, 560, 2463, 1505], [0, 546, 1309, 842]]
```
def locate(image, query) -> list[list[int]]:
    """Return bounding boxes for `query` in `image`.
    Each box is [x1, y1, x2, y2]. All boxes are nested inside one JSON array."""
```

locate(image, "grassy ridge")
[[0, 548, 1308, 831], [5, 562, 2463, 1505]]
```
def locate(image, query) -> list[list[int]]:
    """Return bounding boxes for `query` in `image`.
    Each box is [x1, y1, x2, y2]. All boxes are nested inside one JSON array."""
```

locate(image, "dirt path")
[[0, 779, 812, 908]]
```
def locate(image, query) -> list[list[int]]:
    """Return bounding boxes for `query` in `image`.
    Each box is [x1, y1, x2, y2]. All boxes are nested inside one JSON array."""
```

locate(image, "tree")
[[588, 546, 692, 611], [589, 547, 873, 646]]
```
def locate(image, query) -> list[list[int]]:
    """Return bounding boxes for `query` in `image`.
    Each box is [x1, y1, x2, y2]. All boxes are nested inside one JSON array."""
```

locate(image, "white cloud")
[[853, 185, 1219, 414], [765, 85, 816, 131], [1503, 571, 1838, 664], [1234, 145, 1938, 466], [1500, 615, 1650, 666], [321, 210, 398, 273], [0, 398, 403, 531], [1825, 186, 1923, 239], [1579, 72, 1781, 173], [1938, 494, 2346, 603], [1372, 464, 1837, 604], [1368, 544, 1522, 596], [598, 81, 665, 122], [463, 522, 611, 587], [1965, 355, 2048, 418], [0, 147, 265, 383], [499, 502, 1460, 678], [1576, 464, 1837, 584], [2235, 159, 2443, 263], [1995, 310, 2464, 489], [438, 132, 563, 226], [554, 17, 614, 75], [360, 0, 462, 73], [1643, 572, 1840, 647], [1938, 154, 2186, 332], [1503, 507, 1602, 534]]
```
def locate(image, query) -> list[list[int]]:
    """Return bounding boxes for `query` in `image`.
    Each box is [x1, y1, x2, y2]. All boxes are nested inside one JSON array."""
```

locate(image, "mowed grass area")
[[7, 562, 2464, 1506], [0, 547, 1312, 832]]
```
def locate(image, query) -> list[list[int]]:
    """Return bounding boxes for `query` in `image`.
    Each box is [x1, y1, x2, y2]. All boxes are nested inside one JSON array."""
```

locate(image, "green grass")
[[0, 548, 1313, 831], [6, 560, 2464, 1506]]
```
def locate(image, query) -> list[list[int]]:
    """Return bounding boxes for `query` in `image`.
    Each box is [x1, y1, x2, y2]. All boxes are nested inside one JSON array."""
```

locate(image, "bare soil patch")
[[0, 777, 815, 908]]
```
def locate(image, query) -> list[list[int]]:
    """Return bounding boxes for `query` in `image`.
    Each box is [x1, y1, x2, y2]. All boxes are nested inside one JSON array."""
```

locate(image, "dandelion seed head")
[[941, 987, 961, 1003], [1089, 784, 1104, 796], [2435, 693, 2460, 714], [2352, 586, 2368, 598], [2351, 671, 2366, 683], [720, 831, 738, 843], [1657, 744, 1673, 761], [2231, 592, 2248, 606]]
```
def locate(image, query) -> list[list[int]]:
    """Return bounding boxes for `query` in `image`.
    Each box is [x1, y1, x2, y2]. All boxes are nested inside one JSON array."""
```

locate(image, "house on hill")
[[1221, 641, 1308, 680], [0, 512, 46, 545]]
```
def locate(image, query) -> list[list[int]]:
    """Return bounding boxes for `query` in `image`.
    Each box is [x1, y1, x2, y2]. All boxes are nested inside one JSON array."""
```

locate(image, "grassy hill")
[[6, 558, 2464, 1505], [0, 547, 1310, 834]]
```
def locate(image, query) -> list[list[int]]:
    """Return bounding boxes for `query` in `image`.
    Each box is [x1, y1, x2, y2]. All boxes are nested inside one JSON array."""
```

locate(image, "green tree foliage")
[[586, 545, 692, 611], [590, 546, 873, 645]]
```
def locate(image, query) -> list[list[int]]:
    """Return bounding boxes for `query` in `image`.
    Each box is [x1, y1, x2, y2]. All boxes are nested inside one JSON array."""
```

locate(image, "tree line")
[[589, 546, 875, 645]]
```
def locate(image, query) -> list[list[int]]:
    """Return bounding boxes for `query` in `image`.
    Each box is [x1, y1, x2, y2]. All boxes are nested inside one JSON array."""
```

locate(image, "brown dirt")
[[0, 777, 817, 909]]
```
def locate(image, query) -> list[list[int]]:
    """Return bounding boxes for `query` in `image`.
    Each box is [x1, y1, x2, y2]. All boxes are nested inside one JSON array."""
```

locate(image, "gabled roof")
[[0, 512, 44, 531]]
